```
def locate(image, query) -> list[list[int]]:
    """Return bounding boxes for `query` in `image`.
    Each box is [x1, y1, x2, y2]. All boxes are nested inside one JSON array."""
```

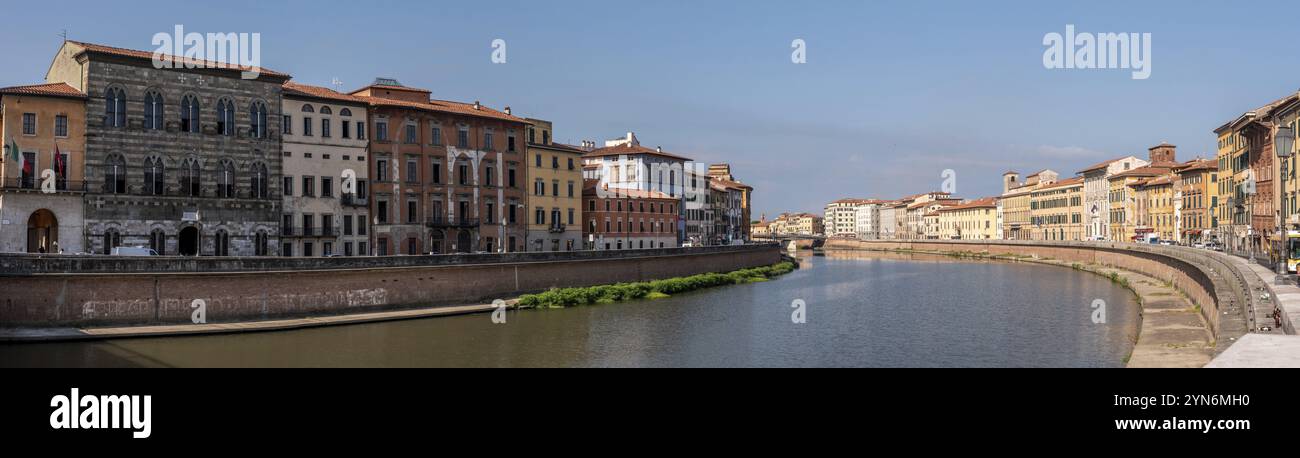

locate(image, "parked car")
[[111, 246, 158, 256]]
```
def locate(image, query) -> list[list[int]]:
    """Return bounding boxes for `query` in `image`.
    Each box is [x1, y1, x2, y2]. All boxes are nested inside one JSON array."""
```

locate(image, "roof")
[[359, 96, 527, 124], [0, 82, 86, 99], [581, 180, 675, 200], [1110, 165, 1172, 180], [1173, 159, 1217, 174], [582, 143, 692, 162], [528, 141, 586, 154], [1078, 156, 1131, 174], [63, 40, 290, 79], [1034, 176, 1084, 191], [282, 82, 369, 105], [938, 197, 998, 211], [1140, 175, 1175, 187], [1215, 92, 1300, 133]]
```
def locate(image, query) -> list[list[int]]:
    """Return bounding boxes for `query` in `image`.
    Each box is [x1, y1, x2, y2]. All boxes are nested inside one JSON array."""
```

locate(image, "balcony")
[[281, 226, 340, 238], [341, 193, 368, 207], [1, 177, 88, 193], [426, 216, 480, 228], [549, 223, 567, 233]]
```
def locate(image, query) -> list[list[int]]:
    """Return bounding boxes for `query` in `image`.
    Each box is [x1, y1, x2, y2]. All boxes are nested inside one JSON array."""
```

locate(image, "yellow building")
[[1000, 170, 1058, 239], [1174, 159, 1217, 244], [524, 118, 584, 251], [1139, 174, 1176, 242], [1109, 167, 1166, 242], [937, 197, 998, 240], [1030, 177, 1084, 241], [1214, 126, 1247, 249], [1274, 98, 1300, 235], [0, 82, 88, 253]]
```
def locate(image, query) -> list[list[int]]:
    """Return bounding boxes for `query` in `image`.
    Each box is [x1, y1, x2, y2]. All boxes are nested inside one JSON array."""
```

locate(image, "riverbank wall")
[[823, 239, 1259, 352], [0, 244, 782, 327]]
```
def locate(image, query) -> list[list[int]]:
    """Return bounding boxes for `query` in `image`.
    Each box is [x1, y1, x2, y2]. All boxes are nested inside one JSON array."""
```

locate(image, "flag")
[[53, 143, 63, 178], [6, 136, 17, 162]]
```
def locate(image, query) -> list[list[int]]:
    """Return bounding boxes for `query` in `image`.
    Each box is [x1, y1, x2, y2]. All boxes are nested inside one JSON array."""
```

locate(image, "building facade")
[[48, 41, 289, 256], [582, 132, 692, 245], [583, 180, 678, 250], [280, 82, 370, 257], [0, 83, 87, 253], [1079, 156, 1147, 241], [937, 197, 998, 240], [1174, 159, 1216, 244], [1000, 170, 1057, 240], [524, 118, 583, 251], [352, 78, 528, 255], [1030, 177, 1084, 241]]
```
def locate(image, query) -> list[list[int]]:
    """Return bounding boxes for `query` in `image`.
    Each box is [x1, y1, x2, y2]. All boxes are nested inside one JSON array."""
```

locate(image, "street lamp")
[[1276, 124, 1295, 279]]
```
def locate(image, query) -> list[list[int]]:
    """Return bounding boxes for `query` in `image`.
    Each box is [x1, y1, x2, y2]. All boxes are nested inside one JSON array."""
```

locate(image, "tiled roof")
[[1110, 165, 1172, 180], [528, 141, 586, 154], [1035, 176, 1084, 190], [283, 82, 369, 104], [1078, 156, 1130, 174], [357, 95, 527, 124], [938, 197, 998, 211], [66, 40, 290, 79], [1173, 159, 1217, 173], [0, 82, 85, 99], [582, 143, 692, 162]]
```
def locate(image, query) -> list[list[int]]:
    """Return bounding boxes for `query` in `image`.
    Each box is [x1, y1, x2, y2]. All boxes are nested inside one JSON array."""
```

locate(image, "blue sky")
[[2, 0, 1295, 218]]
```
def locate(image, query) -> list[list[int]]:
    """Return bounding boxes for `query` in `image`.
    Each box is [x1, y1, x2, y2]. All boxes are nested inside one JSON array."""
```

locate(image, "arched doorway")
[[179, 226, 200, 256], [429, 230, 444, 254], [26, 209, 58, 253], [456, 230, 472, 253]]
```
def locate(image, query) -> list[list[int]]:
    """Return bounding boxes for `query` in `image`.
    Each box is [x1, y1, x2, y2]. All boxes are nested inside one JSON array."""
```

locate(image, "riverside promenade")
[[824, 239, 1300, 368]]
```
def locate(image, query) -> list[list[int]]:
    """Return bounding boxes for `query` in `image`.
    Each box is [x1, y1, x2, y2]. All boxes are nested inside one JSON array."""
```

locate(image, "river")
[[0, 251, 1140, 367]]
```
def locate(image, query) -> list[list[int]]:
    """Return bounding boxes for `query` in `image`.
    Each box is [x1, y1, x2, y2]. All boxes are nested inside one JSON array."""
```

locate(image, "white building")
[[878, 201, 899, 240], [854, 201, 882, 239], [281, 82, 371, 257], [824, 198, 867, 237], [582, 132, 696, 245], [1079, 155, 1147, 241]]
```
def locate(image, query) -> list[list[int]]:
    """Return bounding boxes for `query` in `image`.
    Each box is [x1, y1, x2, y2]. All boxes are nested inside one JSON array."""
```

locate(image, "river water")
[[0, 251, 1140, 367]]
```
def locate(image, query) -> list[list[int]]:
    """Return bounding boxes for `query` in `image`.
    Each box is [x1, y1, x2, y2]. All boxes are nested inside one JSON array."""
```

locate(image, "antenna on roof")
[[59, 29, 67, 42], [331, 77, 344, 91]]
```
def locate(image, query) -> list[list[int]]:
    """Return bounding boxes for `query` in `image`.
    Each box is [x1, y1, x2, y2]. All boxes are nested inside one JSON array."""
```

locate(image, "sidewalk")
[[1204, 255, 1300, 367], [0, 302, 505, 342]]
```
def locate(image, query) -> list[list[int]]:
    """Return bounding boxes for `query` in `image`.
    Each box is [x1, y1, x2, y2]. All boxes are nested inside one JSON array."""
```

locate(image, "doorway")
[[179, 226, 200, 256], [26, 209, 57, 253], [456, 230, 472, 253]]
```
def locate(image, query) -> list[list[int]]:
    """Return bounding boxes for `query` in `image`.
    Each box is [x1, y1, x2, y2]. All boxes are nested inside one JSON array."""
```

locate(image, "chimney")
[[473, 101, 481, 110], [504, 106, 511, 115], [656, 146, 662, 153]]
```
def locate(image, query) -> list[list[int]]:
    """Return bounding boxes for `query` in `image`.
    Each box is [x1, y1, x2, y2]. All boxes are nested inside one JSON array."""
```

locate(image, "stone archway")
[[429, 230, 445, 254], [26, 209, 57, 253], [179, 226, 201, 256]]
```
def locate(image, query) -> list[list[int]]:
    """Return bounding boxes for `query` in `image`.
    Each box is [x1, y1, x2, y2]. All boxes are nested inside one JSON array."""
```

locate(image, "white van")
[[112, 246, 159, 256]]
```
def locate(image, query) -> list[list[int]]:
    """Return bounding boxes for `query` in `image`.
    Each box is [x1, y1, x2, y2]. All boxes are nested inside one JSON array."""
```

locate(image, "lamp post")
[[1276, 124, 1296, 280]]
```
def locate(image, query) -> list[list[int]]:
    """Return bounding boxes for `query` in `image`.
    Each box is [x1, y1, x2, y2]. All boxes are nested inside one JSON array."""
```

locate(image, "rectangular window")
[[485, 167, 494, 187], [302, 176, 315, 197], [568, 181, 575, 197], [343, 215, 354, 236], [457, 128, 469, 148], [357, 121, 366, 140], [322, 177, 333, 198], [376, 121, 388, 141], [321, 118, 331, 138], [405, 124, 417, 144], [431, 162, 441, 184], [459, 165, 469, 185], [484, 132, 494, 150], [432, 127, 442, 145], [341, 120, 350, 138], [376, 159, 389, 182], [508, 135, 516, 152], [303, 117, 313, 136], [22, 113, 35, 135], [406, 158, 419, 183], [486, 202, 495, 224], [407, 200, 418, 224], [283, 176, 293, 196], [377, 200, 389, 224], [508, 169, 516, 188], [55, 115, 68, 137], [283, 115, 292, 134]]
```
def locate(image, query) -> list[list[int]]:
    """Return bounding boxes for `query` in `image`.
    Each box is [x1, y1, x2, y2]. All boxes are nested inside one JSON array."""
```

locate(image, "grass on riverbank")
[[517, 261, 796, 309]]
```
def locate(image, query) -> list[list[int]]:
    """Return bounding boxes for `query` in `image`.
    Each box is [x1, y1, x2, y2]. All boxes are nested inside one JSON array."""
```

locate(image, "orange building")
[[0, 83, 87, 253]]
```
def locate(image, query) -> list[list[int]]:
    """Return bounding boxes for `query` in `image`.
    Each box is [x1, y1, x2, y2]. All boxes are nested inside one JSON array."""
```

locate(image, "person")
[[52, 241, 61, 254]]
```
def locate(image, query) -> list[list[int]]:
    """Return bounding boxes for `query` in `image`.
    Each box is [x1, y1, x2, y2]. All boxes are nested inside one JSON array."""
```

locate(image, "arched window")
[[218, 160, 236, 198], [216, 98, 235, 136], [150, 229, 166, 256], [103, 229, 121, 255], [214, 229, 230, 256], [251, 162, 268, 199], [339, 108, 352, 117], [319, 106, 332, 115], [105, 154, 127, 194], [144, 156, 165, 195], [181, 158, 201, 197], [180, 95, 200, 133], [254, 230, 269, 256], [105, 88, 126, 128], [301, 104, 314, 113], [250, 101, 267, 138], [144, 91, 164, 130]]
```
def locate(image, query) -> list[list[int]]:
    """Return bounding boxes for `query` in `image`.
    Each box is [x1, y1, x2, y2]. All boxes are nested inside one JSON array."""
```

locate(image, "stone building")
[[46, 41, 290, 256], [351, 78, 528, 255], [0, 82, 87, 253], [1078, 156, 1147, 241], [1029, 177, 1084, 241], [281, 82, 371, 257], [523, 118, 583, 252], [707, 164, 753, 240]]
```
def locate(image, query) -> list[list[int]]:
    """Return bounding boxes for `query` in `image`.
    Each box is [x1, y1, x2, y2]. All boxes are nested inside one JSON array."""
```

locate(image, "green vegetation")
[[517, 262, 796, 309]]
